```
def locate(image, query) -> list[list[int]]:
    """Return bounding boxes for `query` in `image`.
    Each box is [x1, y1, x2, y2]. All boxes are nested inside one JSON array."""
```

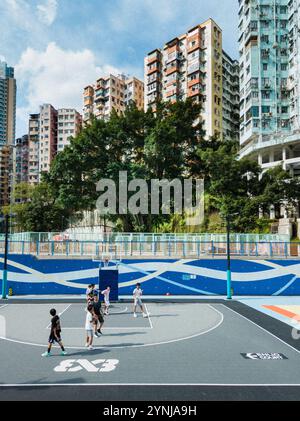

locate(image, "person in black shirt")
[[42, 309, 67, 357], [92, 291, 104, 337]]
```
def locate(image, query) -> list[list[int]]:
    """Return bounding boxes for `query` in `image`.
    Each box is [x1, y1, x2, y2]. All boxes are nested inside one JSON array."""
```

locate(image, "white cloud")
[[37, 0, 58, 26], [15, 42, 121, 132], [3, 0, 32, 30], [3, 0, 58, 29]]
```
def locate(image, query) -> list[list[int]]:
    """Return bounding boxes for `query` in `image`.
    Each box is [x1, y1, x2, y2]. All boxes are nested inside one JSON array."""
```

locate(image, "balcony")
[[147, 64, 160, 76], [165, 63, 179, 76], [147, 51, 161, 65]]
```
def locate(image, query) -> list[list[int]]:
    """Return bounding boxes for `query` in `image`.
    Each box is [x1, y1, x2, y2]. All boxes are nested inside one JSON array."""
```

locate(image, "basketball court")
[[0, 298, 300, 401]]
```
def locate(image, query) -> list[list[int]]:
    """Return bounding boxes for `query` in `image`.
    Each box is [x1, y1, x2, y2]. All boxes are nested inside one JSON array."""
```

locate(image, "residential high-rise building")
[[57, 108, 82, 153], [83, 74, 144, 124], [39, 104, 57, 175], [222, 51, 240, 141], [28, 113, 40, 185], [238, 0, 300, 176], [124, 77, 144, 109], [0, 60, 16, 207], [30, 105, 82, 181], [15, 135, 29, 185], [0, 60, 16, 147], [144, 19, 239, 140], [0, 145, 10, 207]]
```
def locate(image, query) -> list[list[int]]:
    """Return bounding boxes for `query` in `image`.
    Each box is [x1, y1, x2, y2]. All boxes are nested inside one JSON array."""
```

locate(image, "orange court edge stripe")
[[263, 305, 299, 320]]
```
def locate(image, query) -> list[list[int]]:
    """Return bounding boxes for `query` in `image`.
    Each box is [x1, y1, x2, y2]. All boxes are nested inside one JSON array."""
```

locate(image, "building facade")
[[0, 145, 10, 207], [39, 104, 57, 175], [28, 113, 40, 185], [57, 108, 82, 153], [238, 0, 300, 176], [124, 77, 144, 109], [0, 60, 16, 147], [37, 105, 82, 179], [83, 74, 144, 124], [0, 60, 16, 207], [222, 51, 240, 141], [15, 135, 29, 185], [144, 19, 239, 140]]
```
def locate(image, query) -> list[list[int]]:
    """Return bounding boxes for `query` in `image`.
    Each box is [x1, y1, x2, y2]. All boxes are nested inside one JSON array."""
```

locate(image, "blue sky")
[[0, 0, 239, 137]]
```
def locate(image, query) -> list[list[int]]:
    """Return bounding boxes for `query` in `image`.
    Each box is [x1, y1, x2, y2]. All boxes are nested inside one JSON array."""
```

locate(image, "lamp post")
[[223, 211, 239, 300], [1, 214, 9, 299], [226, 215, 232, 300]]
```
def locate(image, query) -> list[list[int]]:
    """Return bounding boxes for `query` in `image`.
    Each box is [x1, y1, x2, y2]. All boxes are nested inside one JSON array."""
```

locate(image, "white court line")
[[107, 307, 128, 315], [221, 304, 300, 356], [56, 327, 152, 330], [144, 304, 153, 329], [2, 383, 300, 387], [0, 304, 8, 311], [0, 304, 224, 350], [46, 304, 72, 329]]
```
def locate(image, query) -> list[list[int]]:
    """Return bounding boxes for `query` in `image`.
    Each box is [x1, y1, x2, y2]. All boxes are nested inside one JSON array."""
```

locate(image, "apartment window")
[[280, 20, 287, 29], [188, 73, 199, 81], [252, 106, 259, 117], [261, 34, 269, 43], [262, 106, 270, 114], [280, 6, 287, 14], [262, 91, 270, 99], [263, 63, 268, 71], [261, 20, 269, 29], [281, 63, 288, 71]]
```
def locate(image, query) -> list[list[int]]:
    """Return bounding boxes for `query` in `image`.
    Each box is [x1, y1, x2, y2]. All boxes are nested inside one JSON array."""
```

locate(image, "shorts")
[[48, 332, 62, 344], [94, 312, 104, 323], [104, 300, 110, 307], [134, 297, 143, 306], [86, 329, 93, 337]]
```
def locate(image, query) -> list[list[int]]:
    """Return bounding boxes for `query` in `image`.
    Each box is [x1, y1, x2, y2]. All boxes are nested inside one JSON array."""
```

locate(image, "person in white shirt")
[[85, 304, 95, 350], [133, 283, 149, 318], [101, 286, 111, 315]]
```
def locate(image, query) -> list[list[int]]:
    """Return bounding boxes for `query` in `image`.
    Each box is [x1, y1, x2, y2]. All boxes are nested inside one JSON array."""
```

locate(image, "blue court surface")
[[0, 297, 300, 401]]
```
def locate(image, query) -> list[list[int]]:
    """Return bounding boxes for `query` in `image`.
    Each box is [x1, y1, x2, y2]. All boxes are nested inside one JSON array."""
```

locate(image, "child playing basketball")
[[85, 304, 95, 350], [42, 309, 67, 357], [92, 291, 104, 336], [101, 286, 111, 315], [133, 283, 148, 318]]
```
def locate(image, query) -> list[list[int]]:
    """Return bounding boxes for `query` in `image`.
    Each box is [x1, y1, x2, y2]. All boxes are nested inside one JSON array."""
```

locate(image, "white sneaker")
[[85, 343, 89, 347], [88, 346, 94, 350], [133, 313, 137, 318], [143, 313, 148, 318]]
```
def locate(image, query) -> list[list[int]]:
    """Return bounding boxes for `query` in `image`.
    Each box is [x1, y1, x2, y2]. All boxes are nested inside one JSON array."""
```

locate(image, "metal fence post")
[[270, 242, 273, 258]]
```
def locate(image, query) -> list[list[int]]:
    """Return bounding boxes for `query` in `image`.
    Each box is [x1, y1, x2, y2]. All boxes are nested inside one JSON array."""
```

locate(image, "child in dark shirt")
[[42, 309, 67, 357]]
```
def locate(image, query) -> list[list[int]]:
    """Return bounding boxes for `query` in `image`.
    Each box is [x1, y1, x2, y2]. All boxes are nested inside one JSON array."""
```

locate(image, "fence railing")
[[0, 240, 299, 258]]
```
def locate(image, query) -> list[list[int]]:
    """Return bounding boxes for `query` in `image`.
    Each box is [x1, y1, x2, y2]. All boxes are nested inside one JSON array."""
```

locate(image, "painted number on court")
[[54, 359, 119, 373], [241, 353, 288, 360]]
